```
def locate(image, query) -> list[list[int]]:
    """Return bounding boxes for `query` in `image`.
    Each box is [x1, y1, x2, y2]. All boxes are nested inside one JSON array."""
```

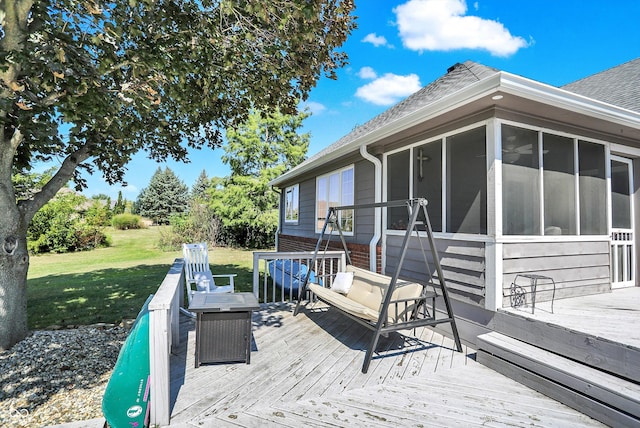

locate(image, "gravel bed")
[[0, 326, 127, 427]]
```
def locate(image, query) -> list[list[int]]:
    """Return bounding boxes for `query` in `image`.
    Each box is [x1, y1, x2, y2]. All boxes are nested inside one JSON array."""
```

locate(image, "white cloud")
[[362, 33, 389, 47], [358, 66, 378, 80], [303, 101, 327, 115], [355, 73, 422, 106], [394, 0, 528, 57]]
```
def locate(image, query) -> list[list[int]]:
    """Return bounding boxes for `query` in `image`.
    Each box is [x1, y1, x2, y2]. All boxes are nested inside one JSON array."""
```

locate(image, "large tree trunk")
[[0, 211, 29, 351]]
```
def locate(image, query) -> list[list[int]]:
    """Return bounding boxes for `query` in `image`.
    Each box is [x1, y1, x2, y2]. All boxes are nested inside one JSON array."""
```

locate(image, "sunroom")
[[270, 61, 640, 321]]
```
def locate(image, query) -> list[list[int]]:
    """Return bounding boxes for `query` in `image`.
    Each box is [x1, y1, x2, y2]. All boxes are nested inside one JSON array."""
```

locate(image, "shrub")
[[112, 213, 143, 230]]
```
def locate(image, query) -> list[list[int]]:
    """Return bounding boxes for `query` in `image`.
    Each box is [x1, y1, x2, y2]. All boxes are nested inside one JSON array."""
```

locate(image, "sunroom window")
[[447, 127, 486, 234], [316, 166, 354, 233], [385, 126, 486, 234], [501, 124, 608, 236]]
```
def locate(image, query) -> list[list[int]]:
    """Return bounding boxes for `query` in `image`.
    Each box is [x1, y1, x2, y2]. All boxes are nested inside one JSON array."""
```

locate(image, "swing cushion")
[[309, 265, 424, 324]]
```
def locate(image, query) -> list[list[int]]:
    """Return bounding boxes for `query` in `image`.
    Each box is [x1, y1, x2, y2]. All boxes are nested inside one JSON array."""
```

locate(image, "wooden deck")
[[167, 301, 605, 427], [501, 286, 640, 350]]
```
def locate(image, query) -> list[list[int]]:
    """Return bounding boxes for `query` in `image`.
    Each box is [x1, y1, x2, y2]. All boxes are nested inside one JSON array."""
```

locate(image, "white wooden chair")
[[182, 242, 235, 307]]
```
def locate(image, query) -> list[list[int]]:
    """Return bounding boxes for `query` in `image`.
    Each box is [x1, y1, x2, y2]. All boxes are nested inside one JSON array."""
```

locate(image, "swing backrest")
[[344, 265, 424, 318]]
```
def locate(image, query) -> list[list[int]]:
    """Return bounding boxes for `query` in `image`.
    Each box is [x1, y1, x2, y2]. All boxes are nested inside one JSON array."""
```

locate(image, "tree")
[[191, 170, 211, 202], [0, 0, 356, 349], [211, 109, 311, 247], [223, 109, 311, 179], [136, 167, 189, 225], [113, 191, 126, 215]]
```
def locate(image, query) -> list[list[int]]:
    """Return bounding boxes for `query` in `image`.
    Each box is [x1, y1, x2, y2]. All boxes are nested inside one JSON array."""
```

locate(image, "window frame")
[[284, 184, 299, 224]]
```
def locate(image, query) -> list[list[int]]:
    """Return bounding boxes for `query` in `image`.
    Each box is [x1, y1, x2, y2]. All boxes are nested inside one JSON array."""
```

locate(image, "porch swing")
[[294, 198, 463, 373]]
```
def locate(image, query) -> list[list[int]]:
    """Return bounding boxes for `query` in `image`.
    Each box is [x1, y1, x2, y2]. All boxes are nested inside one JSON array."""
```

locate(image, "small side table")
[[510, 274, 556, 314], [189, 292, 260, 367]]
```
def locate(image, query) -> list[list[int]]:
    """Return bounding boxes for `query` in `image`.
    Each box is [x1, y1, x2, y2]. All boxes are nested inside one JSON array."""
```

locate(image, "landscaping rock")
[[0, 327, 127, 427]]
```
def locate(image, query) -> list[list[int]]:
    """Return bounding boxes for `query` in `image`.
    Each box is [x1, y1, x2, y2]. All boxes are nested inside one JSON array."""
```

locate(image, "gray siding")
[[502, 241, 611, 307], [280, 159, 376, 245], [385, 235, 486, 305]]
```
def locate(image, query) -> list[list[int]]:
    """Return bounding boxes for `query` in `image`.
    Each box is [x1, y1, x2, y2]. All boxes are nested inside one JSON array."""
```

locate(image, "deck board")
[[168, 302, 606, 427]]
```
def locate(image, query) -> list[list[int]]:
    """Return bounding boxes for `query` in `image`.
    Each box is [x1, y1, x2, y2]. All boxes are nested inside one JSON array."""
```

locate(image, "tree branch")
[[20, 144, 92, 222]]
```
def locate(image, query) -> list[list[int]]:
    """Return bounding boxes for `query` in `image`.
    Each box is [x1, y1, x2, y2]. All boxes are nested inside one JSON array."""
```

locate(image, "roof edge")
[[270, 70, 640, 188]]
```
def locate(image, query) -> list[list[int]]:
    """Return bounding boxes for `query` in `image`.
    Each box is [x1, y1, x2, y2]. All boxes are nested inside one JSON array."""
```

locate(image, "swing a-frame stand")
[[294, 198, 463, 373]]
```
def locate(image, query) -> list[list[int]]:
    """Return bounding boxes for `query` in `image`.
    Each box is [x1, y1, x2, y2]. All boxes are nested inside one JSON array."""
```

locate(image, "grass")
[[27, 227, 256, 329]]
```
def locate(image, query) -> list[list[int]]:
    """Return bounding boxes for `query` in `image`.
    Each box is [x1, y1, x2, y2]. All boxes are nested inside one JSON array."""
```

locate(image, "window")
[[579, 141, 606, 235], [501, 124, 608, 236], [447, 127, 487, 234], [502, 125, 540, 235], [543, 133, 576, 235], [387, 150, 410, 230], [284, 184, 299, 223], [316, 166, 354, 233], [414, 140, 442, 231], [384, 126, 486, 234]]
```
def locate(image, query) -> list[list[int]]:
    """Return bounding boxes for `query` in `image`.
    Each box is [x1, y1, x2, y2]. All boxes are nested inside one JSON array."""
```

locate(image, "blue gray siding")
[[385, 235, 486, 305]]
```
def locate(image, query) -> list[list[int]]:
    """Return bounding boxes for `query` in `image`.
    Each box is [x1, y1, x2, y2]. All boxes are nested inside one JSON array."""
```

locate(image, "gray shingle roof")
[[304, 61, 499, 164], [562, 58, 640, 113]]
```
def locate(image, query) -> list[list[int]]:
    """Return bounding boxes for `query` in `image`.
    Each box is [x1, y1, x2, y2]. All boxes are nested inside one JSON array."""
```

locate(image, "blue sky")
[[81, 0, 640, 199]]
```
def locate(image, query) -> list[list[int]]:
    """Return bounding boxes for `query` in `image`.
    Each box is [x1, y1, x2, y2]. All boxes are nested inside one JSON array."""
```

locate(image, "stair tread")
[[477, 332, 640, 414]]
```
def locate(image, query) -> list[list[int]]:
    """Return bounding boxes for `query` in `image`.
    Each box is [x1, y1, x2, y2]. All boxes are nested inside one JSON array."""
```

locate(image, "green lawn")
[[27, 227, 255, 329]]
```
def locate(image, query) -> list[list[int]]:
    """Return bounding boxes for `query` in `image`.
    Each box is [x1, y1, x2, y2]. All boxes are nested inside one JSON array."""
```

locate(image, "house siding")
[[501, 241, 611, 308], [277, 159, 380, 270], [384, 235, 486, 305]]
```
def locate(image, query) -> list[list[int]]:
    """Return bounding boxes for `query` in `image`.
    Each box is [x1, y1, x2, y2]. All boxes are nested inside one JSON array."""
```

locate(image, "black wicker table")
[[189, 292, 260, 367]]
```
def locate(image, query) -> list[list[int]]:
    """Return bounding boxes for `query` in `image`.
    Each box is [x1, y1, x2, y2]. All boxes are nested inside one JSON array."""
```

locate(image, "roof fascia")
[[271, 71, 640, 187], [270, 74, 503, 187], [499, 72, 640, 129]]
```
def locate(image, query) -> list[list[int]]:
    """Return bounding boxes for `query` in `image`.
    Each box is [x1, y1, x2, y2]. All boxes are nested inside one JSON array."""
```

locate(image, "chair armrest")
[[211, 274, 238, 278]]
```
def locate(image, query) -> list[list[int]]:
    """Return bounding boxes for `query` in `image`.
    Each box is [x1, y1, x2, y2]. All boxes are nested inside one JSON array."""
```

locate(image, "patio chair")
[[182, 242, 236, 307]]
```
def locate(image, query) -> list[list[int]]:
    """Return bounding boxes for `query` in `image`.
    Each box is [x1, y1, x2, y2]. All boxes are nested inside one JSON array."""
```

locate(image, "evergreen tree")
[[191, 170, 211, 202], [136, 168, 189, 225], [113, 191, 126, 215]]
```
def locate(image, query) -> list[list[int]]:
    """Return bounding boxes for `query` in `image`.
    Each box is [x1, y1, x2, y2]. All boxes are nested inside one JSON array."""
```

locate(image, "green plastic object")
[[102, 295, 153, 428]]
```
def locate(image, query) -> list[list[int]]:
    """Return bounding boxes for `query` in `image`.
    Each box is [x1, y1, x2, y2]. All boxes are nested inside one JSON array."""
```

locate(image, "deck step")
[[477, 332, 640, 428], [492, 310, 640, 382]]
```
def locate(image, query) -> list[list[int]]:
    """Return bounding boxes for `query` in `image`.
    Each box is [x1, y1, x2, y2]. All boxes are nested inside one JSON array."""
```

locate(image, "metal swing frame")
[[294, 198, 463, 373]]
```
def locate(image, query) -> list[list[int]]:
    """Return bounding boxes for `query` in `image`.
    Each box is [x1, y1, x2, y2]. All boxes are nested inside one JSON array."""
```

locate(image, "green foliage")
[[113, 191, 126, 215], [135, 167, 189, 225], [12, 168, 57, 201], [203, 109, 311, 248], [209, 174, 278, 248], [191, 170, 211, 202], [159, 201, 221, 250], [112, 213, 144, 230], [84, 199, 113, 227], [0, 0, 355, 348], [27, 191, 109, 254], [223, 109, 311, 178]]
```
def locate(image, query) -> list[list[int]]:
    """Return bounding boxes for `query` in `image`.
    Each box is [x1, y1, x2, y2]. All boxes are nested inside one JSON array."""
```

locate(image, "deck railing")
[[148, 257, 184, 427], [252, 251, 346, 303]]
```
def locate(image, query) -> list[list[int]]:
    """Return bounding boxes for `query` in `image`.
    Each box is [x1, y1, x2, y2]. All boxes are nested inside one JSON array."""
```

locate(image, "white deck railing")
[[252, 251, 346, 303], [148, 258, 184, 427]]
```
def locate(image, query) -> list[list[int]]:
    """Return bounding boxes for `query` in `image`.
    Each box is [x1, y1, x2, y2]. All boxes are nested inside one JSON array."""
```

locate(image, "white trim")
[[486, 118, 499, 238], [284, 184, 300, 224], [538, 131, 545, 235], [609, 155, 635, 288], [496, 235, 610, 243]]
